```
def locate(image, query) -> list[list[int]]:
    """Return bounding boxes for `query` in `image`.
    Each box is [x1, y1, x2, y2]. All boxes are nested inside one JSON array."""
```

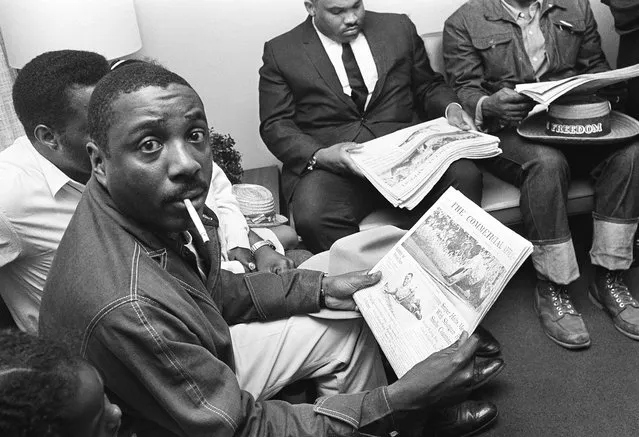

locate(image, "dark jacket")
[[443, 0, 610, 118], [39, 178, 392, 437], [259, 11, 459, 203]]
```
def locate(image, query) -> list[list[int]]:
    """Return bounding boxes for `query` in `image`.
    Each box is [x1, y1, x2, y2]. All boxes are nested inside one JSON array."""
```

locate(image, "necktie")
[[341, 43, 368, 113]]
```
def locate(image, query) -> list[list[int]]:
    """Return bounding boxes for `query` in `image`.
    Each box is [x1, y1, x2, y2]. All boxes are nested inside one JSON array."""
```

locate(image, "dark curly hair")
[[88, 61, 193, 156], [12, 50, 110, 140], [0, 330, 81, 437]]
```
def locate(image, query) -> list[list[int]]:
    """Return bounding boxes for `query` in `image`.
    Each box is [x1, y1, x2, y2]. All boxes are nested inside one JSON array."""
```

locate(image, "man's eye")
[[139, 139, 162, 153], [188, 131, 206, 143]]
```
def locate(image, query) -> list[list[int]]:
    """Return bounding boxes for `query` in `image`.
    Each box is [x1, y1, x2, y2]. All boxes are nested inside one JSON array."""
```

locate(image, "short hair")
[[88, 62, 193, 154], [12, 50, 110, 139], [0, 330, 82, 437]]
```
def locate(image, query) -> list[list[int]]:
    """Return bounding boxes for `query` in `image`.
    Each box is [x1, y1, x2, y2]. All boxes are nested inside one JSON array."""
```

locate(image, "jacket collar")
[[21, 136, 84, 196], [302, 15, 357, 111], [85, 176, 219, 258], [483, 0, 567, 22]]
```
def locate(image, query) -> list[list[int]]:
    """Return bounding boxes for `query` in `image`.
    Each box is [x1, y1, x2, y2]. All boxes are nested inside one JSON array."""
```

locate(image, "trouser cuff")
[[590, 217, 638, 271], [532, 239, 579, 285]]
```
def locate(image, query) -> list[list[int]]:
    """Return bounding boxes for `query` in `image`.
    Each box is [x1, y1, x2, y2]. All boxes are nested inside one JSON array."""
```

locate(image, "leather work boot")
[[534, 280, 590, 349], [429, 400, 498, 437], [589, 266, 639, 340]]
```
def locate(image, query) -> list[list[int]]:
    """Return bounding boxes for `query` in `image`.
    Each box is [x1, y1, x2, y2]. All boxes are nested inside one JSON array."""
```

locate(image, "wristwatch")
[[306, 151, 319, 171], [250, 240, 276, 255]]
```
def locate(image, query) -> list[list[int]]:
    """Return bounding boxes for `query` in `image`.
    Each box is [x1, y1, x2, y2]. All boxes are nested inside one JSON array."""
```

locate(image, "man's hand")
[[227, 248, 256, 272], [482, 88, 536, 123], [254, 247, 296, 274], [322, 270, 382, 310], [387, 333, 503, 412], [446, 103, 477, 131], [315, 142, 365, 177]]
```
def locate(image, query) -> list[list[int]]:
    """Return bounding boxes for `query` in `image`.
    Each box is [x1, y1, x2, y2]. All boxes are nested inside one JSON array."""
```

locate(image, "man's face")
[[305, 0, 365, 43], [54, 85, 95, 183], [93, 84, 212, 234]]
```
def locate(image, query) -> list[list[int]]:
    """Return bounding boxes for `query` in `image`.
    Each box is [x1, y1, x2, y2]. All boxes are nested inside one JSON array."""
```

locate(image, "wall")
[[134, 0, 619, 170]]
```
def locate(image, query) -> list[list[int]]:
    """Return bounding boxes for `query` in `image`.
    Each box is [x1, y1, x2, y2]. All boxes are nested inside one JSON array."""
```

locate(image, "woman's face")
[[63, 361, 122, 437]]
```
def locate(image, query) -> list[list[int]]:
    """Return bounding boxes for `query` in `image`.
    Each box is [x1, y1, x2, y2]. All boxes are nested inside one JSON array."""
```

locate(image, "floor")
[[473, 216, 639, 436]]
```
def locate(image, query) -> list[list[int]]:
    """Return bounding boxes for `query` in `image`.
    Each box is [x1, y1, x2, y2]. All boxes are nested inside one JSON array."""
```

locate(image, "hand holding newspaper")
[[354, 187, 532, 377], [515, 63, 639, 106], [349, 118, 501, 210]]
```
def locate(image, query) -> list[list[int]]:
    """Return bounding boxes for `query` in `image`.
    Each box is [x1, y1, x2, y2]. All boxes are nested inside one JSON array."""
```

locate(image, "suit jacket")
[[259, 11, 459, 203]]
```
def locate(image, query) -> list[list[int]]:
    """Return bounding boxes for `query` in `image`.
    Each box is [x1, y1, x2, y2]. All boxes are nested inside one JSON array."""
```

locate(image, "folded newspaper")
[[349, 117, 501, 210], [515, 63, 639, 105], [354, 187, 532, 378]]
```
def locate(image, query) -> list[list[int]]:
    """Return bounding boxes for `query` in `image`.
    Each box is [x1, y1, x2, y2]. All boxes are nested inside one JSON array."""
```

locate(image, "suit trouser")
[[292, 159, 483, 253], [230, 315, 387, 401], [484, 128, 639, 284]]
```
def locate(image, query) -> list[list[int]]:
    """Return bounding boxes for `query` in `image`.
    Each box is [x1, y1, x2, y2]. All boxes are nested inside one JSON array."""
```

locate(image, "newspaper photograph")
[[354, 187, 532, 377], [349, 118, 501, 209]]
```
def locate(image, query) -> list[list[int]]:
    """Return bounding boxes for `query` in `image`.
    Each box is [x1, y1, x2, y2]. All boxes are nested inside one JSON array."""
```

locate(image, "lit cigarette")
[[184, 199, 209, 243]]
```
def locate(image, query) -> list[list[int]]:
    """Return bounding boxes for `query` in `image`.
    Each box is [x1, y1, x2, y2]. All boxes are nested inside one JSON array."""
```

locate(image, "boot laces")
[[549, 284, 578, 316], [605, 271, 638, 308]]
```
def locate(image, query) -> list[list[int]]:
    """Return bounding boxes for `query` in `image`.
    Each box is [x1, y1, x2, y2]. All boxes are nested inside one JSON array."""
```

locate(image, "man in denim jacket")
[[444, 0, 639, 349], [39, 62, 503, 437]]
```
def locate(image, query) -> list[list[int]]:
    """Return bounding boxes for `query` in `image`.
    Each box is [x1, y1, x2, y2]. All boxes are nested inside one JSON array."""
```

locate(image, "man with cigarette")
[[40, 62, 504, 437], [444, 0, 639, 349]]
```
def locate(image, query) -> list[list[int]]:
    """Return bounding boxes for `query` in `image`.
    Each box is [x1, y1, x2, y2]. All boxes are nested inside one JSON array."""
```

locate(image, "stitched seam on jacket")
[[81, 242, 143, 356], [129, 299, 239, 431], [244, 276, 267, 319], [314, 406, 358, 427], [130, 244, 238, 430]]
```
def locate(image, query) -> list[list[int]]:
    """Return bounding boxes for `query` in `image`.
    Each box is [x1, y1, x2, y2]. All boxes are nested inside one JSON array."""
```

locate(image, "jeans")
[[292, 159, 483, 253], [485, 127, 639, 284]]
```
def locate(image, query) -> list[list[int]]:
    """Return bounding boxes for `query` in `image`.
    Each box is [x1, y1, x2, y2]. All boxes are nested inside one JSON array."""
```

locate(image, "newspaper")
[[515, 63, 639, 105], [354, 187, 532, 377], [349, 117, 501, 210]]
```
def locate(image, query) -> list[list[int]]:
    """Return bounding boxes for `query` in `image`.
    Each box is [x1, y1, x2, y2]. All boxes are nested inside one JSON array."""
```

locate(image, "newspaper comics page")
[[354, 187, 532, 377]]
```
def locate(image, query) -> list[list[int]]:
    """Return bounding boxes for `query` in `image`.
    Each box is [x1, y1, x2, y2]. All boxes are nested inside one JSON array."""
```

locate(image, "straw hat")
[[517, 95, 639, 145], [231, 184, 288, 228]]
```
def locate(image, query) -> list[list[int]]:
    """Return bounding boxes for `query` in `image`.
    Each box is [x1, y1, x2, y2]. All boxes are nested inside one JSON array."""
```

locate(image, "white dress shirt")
[[313, 19, 379, 109], [0, 136, 84, 334]]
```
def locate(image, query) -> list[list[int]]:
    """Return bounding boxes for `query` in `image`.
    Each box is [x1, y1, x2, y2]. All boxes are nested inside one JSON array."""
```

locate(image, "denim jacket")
[[443, 0, 610, 119], [39, 178, 393, 437]]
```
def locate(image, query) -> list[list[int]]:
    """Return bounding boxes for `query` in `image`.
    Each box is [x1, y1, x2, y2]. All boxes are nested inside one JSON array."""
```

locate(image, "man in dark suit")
[[259, 0, 482, 254]]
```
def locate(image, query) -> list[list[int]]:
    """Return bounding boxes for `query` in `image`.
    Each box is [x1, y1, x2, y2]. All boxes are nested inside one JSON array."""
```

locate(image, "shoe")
[[473, 326, 501, 357], [589, 266, 639, 340], [468, 358, 505, 390], [533, 280, 590, 349], [429, 400, 498, 437]]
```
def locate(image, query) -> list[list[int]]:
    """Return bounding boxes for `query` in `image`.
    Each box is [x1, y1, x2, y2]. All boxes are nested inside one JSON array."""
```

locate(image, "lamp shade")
[[0, 0, 142, 68]]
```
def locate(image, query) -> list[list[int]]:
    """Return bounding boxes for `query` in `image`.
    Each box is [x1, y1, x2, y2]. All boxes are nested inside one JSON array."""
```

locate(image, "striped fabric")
[[0, 30, 24, 152]]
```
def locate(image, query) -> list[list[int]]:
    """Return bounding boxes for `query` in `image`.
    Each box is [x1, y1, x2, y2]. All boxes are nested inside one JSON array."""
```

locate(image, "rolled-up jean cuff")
[[590, 217, 638, 271], [532, 239, 580, 285]]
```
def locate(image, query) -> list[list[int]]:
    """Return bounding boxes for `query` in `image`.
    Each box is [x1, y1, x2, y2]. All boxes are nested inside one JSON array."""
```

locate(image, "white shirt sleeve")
[[0, 210, 22, 267], [204, 162, 250, 252]]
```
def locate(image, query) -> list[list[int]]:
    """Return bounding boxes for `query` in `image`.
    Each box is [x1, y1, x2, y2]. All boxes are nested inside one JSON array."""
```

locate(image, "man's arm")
[[443, 13, 534, 128], [576, 0, 610, 74], [91, 303, 391, 437], [259, 41, 326, 178], [404, 15, 460, 121], [443, 14, 494, 118], [92, 304, 495, 437], [205, 162, 250, 251]]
